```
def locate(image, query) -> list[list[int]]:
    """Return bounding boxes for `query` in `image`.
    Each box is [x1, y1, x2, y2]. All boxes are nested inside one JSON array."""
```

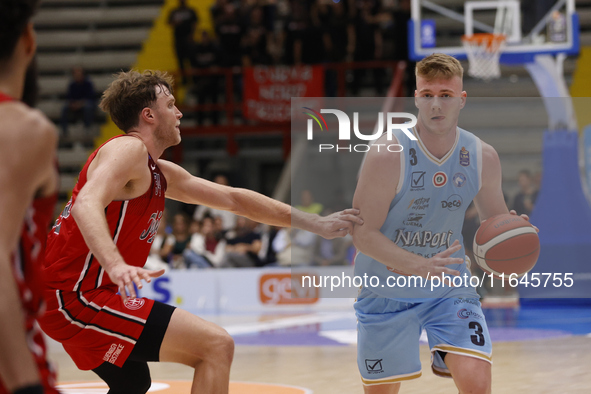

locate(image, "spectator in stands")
[[160, 213, 193, 269], [60, 66, 96, 136], [192, 31, 220, 125], [296, 189, 323, 215], [168, 0, 199, 85], [390, 0, 415, 96], [242, 6, 272, 66], [215, 3, 244, 104], [281, 1, 308, 65], [185, 216, 227, 268], [350, 0, 385, 95], [222, 216, 262, 267], [319, 0, 354, 96], [215, 3, 244, 67], [193, 174, 237, 231], [274, 228, 316, 266], [258, 225, 280, 266], [512, 169, 538, 217]]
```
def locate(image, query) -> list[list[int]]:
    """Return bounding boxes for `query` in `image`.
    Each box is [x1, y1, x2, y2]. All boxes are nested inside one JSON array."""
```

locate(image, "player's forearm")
[[230, 188, 292, 227], [71, 196, 125, 271], [228, 189, 330, 235], [0, 256, 40, 390], [353, 228, 421, 273]]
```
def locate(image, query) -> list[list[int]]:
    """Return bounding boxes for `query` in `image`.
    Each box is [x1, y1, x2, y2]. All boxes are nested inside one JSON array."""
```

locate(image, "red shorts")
[[0, 316, 59, 394], [39, 288, 155, 370]]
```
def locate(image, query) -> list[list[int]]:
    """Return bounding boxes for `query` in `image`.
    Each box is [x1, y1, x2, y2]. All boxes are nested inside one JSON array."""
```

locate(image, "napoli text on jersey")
[[354, 127, 482, 300]]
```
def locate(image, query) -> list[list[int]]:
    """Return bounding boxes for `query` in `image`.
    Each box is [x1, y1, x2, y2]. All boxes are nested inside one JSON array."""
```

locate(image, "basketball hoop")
[[461, 33, 506, 81]]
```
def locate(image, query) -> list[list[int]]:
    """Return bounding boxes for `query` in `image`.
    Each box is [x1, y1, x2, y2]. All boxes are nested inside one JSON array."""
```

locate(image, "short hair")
[[0, 0, 40, 62], [99, 70, 174, 132], [415, 53, 464, 81]]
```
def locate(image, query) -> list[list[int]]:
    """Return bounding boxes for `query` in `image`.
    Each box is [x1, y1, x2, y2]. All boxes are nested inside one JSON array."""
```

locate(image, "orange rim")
[[462, 33, 506, 51]]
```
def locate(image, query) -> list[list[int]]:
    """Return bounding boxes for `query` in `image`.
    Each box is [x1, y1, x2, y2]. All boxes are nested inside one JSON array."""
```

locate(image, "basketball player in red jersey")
[[39, 70, 362, 393], [0, 1, 61, 394]]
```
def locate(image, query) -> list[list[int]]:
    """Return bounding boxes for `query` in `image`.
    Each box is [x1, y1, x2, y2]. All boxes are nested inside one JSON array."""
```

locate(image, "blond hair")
[[415, 53, 463, 81], [100, 70, 174, 132]]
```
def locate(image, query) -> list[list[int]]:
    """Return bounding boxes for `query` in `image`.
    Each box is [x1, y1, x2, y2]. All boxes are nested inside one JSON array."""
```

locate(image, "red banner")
[[243, 66, 325, 122]]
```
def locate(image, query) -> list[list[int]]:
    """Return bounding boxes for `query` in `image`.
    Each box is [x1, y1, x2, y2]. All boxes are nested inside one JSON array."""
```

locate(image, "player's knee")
[[211, 330, 234, 365], [458, 379, 491, 394], [192, 328, 234, 368]]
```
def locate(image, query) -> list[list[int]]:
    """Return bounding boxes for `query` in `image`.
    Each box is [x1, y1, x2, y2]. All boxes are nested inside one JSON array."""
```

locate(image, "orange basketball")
[[473, 214, 540, 279]]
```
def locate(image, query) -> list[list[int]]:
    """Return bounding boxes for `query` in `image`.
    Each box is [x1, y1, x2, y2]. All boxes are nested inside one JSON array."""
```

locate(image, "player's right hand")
[[106, 263, 165, 303], [418, 239, 463, 279]]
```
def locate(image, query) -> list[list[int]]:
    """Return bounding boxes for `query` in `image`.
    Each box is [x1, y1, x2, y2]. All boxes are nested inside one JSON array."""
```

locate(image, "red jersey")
[[44, 135, 167, 293], [40, 135, 166, 370], [0, 91, 59, 393]]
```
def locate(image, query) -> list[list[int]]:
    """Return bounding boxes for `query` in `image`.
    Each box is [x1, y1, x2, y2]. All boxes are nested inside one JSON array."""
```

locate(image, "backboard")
[[409, 0, 579, 65]]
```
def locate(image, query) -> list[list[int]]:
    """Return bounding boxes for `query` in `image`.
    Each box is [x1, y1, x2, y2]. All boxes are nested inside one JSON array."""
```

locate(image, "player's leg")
[[445, 353, 491, 394], [422, 297, 492, 393], [364, 382, 401, 394], [355, 287, 422, 393], [159, 308, 234, 394]]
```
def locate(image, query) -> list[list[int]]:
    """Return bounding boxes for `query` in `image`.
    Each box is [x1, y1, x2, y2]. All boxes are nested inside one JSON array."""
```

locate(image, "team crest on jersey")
[[459, 147, 470, 166], [124, 298, 145, 310], [433, 172, 447, 187], [139, 210, 163, 243], [453, 172, 467, 187]]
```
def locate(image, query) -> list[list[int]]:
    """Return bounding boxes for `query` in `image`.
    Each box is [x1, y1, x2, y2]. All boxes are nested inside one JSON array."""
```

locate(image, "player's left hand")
[[509, 210, 539, 233], [316, 208, 363, 239]]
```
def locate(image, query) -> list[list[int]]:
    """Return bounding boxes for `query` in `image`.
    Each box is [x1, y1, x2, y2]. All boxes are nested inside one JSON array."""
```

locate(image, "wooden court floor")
[[52, 336, 591, 393]]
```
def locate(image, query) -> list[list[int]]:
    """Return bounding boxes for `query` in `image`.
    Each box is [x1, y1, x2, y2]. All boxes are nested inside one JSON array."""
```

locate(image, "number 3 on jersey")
[[469, 321, 485, 346], [409, 148, 418, 166]]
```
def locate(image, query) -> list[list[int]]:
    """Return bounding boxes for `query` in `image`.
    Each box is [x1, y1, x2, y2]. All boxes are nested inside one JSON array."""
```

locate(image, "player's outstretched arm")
[[71, 137, 164, 302], [0, 105, 57, 391], [158, 159, 363, 238], [351, 136, 462, 278]]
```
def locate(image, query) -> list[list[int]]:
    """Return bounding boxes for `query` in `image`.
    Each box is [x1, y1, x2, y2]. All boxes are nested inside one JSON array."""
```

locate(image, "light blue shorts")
[[355, 287, 492, 386]]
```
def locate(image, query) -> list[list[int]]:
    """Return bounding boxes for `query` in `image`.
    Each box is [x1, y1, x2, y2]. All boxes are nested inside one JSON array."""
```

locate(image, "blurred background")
[[33, 0, 591, 392]]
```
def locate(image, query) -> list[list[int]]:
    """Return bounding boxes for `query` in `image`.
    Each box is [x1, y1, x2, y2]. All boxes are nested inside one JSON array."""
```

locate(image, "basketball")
[[473, 214, 540, 279]]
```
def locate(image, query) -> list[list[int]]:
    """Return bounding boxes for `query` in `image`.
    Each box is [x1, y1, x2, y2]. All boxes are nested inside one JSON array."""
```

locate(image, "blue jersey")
[[354, 126, 483, 300]]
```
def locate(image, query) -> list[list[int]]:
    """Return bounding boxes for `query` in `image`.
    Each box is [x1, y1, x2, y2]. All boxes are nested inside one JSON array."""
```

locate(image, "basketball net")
[[462, 33, 506, 81]]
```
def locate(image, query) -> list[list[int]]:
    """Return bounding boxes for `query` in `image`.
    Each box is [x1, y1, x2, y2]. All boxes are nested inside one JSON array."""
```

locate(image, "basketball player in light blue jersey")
[[352, 54, 533, 393]]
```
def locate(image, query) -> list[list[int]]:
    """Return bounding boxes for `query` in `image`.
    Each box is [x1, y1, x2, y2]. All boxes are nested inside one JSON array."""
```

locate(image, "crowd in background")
[[168, 0, 415, 115], [145, 177, 354, 271], [146, 168, 539, 272]]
